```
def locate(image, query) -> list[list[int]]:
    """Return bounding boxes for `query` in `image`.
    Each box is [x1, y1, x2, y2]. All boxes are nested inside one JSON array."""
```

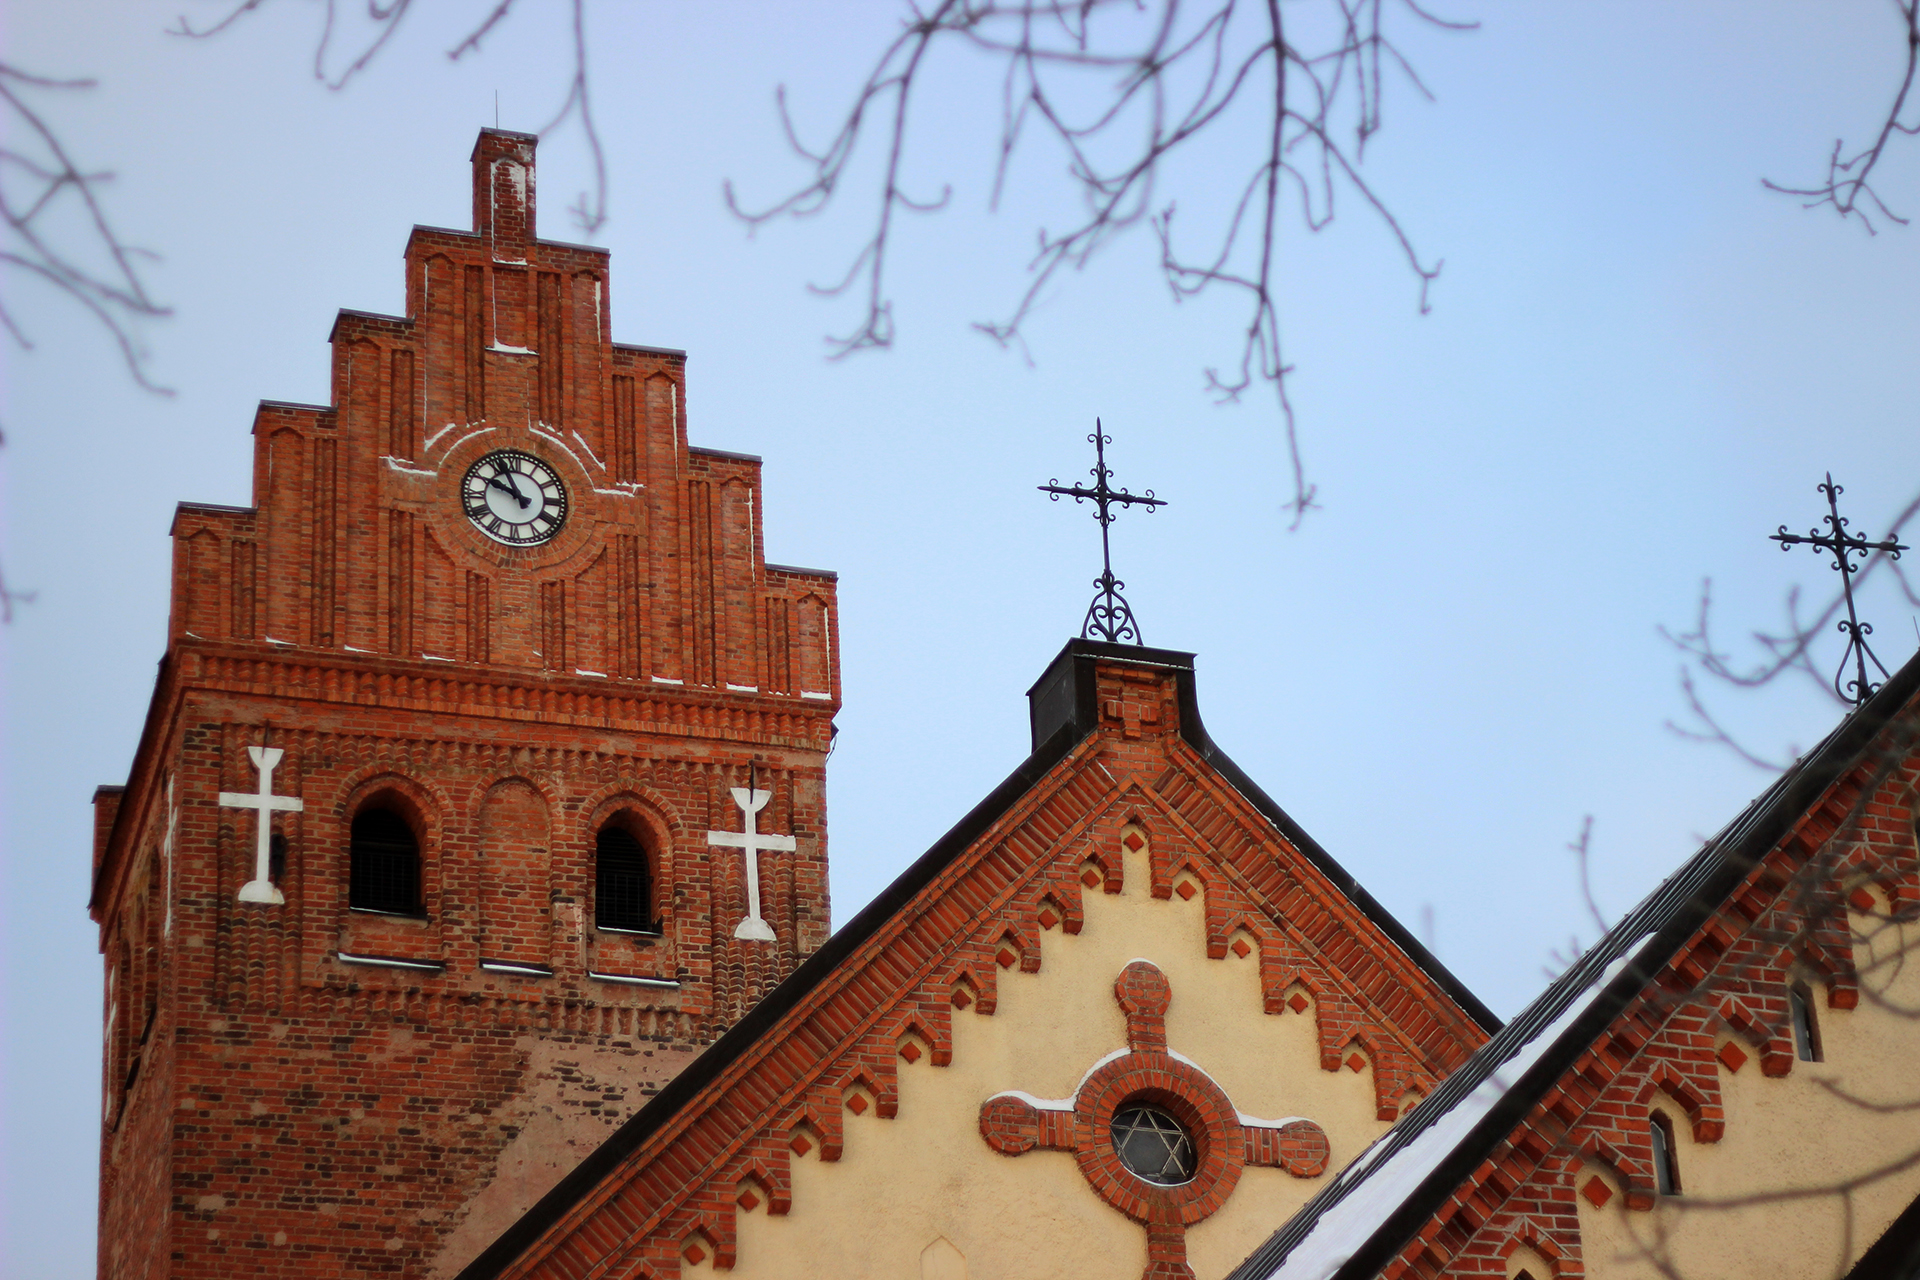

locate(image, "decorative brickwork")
[[89, 130, 837, 1280], [980, 959, 1332, 1280], [1370, 722, 1920, 1280], [480, 655, 1489, 1280]]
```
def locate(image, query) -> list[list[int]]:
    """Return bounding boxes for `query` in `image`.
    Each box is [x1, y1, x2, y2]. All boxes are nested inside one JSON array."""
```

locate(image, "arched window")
[[1649, 1111, 1681, 1196], [1790, 983, 1823, 1062], [595, 823, 655, 933], [349, 807, 421, 916]]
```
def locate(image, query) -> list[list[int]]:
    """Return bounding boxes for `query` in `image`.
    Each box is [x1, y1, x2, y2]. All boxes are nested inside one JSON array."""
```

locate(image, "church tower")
[[86, 129, 839, 1280]]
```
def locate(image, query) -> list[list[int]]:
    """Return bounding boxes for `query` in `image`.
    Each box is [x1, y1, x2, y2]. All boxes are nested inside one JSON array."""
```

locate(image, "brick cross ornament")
[[708, 783, 796, 942], [980, 960, 1329, 1280], [220, 745, 304, 905]]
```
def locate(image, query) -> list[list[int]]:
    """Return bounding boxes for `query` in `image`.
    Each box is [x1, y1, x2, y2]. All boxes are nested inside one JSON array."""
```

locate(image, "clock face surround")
[[461, 449, 569, 546]]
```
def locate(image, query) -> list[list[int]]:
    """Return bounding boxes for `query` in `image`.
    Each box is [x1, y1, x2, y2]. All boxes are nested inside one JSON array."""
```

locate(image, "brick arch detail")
[[579, 779, 687, 843], [1716, 993, 1795, 1076], [726, 1152, 793, 1216], [1634, 1062, 1724, 1144], [333, 762, 455, 831], [1577, 1133, 1655, 1213], [1499, 1223, 1573, 1279], [579, 783, 683, 922], [334, 767, 451, 864], [463, 769, 565, 821], [331, 767, 450, 923]]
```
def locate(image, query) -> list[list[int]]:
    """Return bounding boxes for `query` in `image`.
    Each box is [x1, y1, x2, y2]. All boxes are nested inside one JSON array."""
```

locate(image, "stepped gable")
[[460, 640, 1499, 1280], [1235, 648, 1920, 1280], [165, 127, 836, 690], [87, 129, 840, 1280]]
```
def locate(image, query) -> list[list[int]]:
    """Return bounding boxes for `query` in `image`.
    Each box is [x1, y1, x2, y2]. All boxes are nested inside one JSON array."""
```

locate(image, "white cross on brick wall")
[[707, 786, 795, 942], [220, 746, 304, 905]]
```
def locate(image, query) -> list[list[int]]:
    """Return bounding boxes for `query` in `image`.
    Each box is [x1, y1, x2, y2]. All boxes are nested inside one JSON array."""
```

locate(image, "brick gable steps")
[[457, 640, 1499, 1280], [1230, 647, 1920, 1280]]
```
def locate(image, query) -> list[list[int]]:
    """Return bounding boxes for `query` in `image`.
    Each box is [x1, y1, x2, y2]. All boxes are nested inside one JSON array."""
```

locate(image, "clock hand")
[[487, 470, 531, 509]]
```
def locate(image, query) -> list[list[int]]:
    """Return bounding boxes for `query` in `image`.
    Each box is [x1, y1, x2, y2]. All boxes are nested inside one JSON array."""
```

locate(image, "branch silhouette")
[[171, 0, 611, 234], [1765, 0, 1920, 232], [726, 0, 1472, 526], [0, 61, 174, 621]]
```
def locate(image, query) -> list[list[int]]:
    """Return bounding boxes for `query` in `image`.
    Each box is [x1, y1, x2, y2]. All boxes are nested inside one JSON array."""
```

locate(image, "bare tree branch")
[[0, 64, 171, 391], [726, 0, 1473, 526], [171, 0, 611, 234], [1765, 0, 1920, 232], [0, 62, 175, 621], [1663, 487, 1920, 768], [1546, 814, 1615, 977]]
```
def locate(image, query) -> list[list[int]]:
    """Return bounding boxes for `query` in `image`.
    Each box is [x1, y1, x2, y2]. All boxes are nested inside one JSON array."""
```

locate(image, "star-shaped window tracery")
[[1110, 1105, 1196, 1185]]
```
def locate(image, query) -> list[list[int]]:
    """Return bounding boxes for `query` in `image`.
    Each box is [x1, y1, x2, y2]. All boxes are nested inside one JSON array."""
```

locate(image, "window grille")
[[596, 826, 655, 932], [1110, 1104, 1197, 1185], [349, 808, 421, 916]]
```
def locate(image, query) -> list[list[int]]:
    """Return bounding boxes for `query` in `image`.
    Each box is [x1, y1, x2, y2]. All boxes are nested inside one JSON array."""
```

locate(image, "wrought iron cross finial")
[[1039, 422, 1166, 644], [1771, 473, 1908, 706]]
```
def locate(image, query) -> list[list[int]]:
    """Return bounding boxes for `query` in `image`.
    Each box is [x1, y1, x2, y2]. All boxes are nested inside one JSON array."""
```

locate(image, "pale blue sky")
[[5, 3, 1920, 1274]]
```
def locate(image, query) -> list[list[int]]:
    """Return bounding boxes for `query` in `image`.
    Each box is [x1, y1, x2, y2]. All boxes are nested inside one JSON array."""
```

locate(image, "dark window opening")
[[1650, 1112, 1681, 1196], [269, 833, 288, 887], [595, 825, 656, 933], [349, 807, 421, 916], [1514, 1270, 1539, 1280], [1790, 984, 1823, 1062]]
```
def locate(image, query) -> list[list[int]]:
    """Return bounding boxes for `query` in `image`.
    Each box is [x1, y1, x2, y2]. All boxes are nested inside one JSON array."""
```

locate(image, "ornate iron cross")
[[1772, 473, 1909, 705], [1040, 422, 1165, 644]]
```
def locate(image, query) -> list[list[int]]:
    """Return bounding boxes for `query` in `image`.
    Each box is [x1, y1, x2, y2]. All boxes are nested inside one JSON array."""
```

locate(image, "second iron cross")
[[1040, 422, 1165, 644]]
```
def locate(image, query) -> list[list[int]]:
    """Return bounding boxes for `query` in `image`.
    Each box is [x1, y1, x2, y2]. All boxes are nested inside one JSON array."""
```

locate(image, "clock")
[[461, 450, 568, 546]]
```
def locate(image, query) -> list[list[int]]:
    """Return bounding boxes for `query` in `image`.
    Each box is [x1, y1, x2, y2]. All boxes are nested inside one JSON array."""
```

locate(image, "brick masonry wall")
[[90, 129, 838, 1280]]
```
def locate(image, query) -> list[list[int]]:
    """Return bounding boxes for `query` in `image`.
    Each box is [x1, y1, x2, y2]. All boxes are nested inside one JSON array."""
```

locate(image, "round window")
[[1110, 1104, 1197, 1185]]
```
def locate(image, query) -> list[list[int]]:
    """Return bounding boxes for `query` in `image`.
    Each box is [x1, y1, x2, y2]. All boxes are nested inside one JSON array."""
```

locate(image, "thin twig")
[[727, 0, 1473, 522], [174, 0, 611, 234], [1765, 1, 1920, 232]]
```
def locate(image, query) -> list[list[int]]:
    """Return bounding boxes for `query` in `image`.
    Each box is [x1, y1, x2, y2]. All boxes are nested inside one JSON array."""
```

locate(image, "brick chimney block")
[[472, 127, 538, 259]]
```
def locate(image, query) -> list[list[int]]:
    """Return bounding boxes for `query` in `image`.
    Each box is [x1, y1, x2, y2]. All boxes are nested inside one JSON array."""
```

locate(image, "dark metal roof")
[[1228, 646, 1920, 1280], [764, 563, 839, 580], [687, 445, 762, 464], [455, 638, 1498, 1279], [1847, 1187, 1920, 1280]]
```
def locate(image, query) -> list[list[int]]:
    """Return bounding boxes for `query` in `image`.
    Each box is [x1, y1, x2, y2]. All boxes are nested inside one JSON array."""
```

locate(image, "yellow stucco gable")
[[470, 644, 1492, 1280]]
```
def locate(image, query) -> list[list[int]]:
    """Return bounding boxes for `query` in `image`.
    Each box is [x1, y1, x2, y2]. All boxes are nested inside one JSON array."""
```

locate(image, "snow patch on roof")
[[1254, 949, 1641, 1280]]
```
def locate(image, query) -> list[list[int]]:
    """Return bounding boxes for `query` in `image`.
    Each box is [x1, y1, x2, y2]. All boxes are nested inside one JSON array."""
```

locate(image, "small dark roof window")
[[1650, 1112, 1681, 1197], [1790, 984, 1823, 1063]]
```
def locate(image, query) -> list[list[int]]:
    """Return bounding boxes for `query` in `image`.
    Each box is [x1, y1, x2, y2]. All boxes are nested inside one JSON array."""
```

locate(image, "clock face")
[[461, 450, 568, 546]]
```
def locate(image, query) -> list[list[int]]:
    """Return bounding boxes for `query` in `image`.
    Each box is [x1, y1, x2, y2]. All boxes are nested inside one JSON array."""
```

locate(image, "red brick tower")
[[87, 129, 839, 1280]]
